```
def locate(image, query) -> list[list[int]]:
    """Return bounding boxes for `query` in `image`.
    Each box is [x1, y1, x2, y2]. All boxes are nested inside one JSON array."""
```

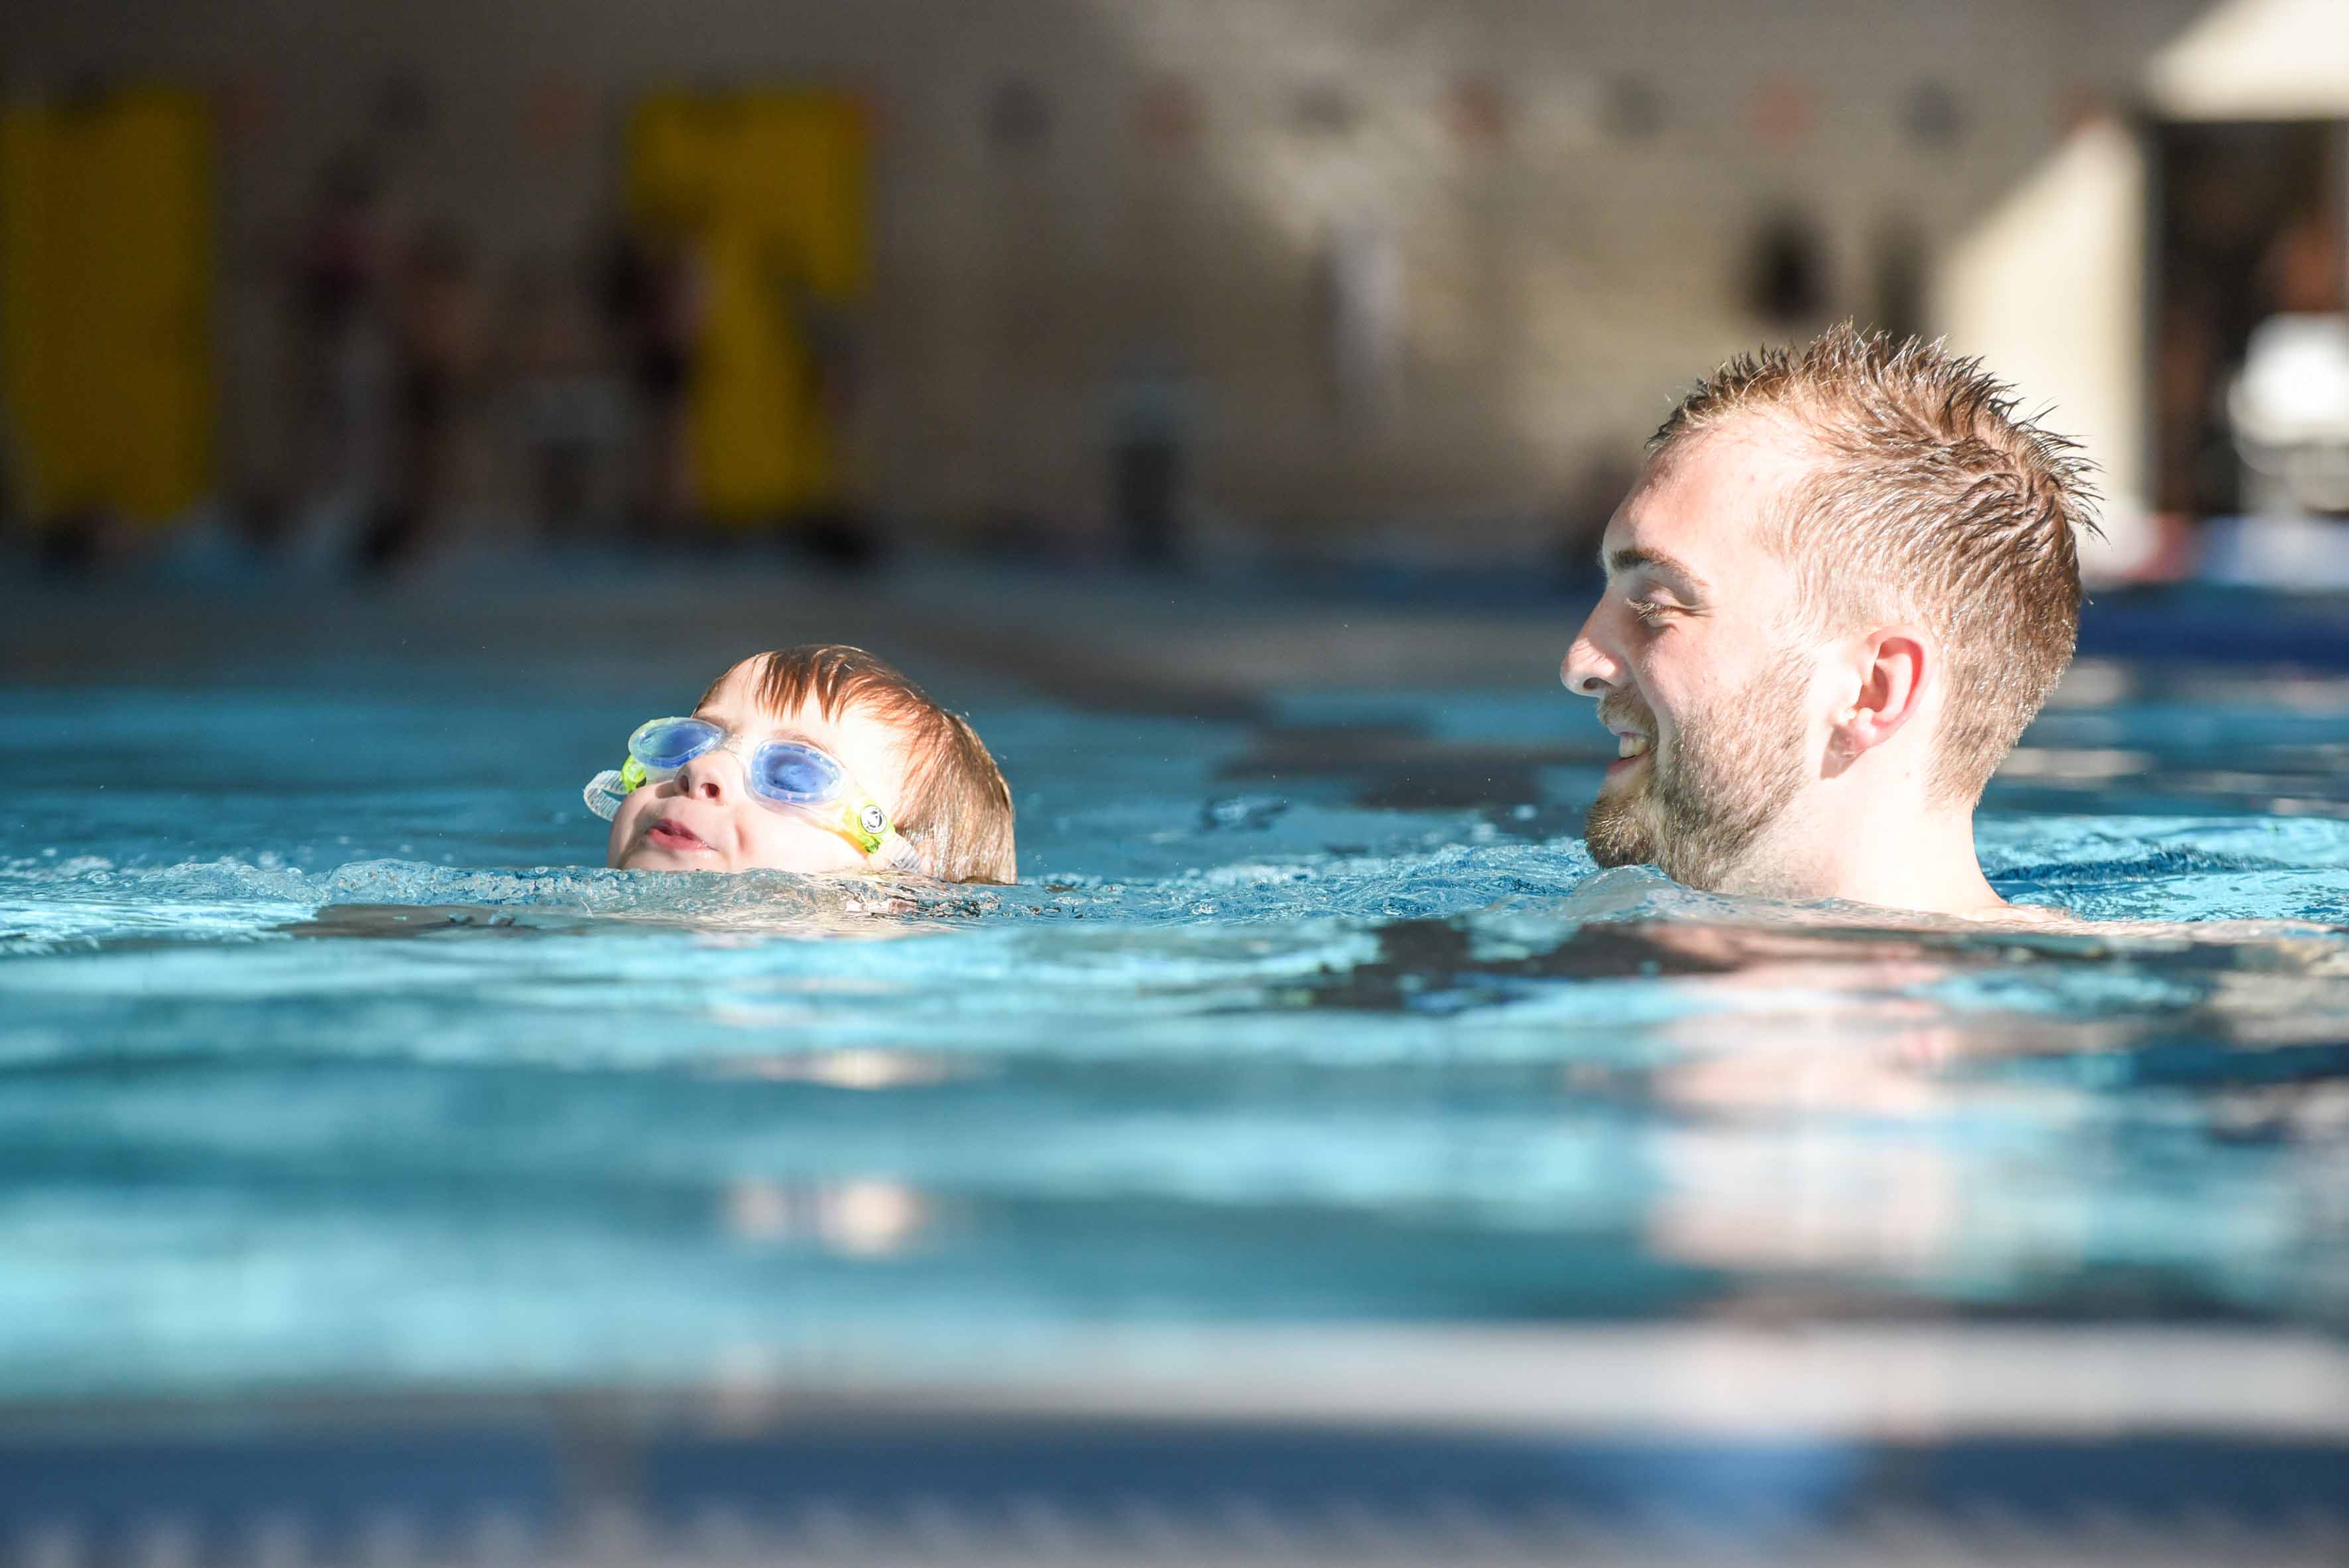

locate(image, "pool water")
[[3, 571, 2348, 1405]]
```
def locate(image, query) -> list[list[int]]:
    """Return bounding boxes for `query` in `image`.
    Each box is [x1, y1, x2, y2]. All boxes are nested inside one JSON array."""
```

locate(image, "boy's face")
[[605, 662, 912, 875]]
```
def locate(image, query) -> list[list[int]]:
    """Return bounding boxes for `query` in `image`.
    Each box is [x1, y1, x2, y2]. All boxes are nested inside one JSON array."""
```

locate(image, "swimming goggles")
[[584, 716, 922, 872]]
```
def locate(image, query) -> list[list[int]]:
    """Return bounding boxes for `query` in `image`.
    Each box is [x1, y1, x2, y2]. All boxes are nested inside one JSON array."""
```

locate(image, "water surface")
[[5, 579, 2348, 1402]]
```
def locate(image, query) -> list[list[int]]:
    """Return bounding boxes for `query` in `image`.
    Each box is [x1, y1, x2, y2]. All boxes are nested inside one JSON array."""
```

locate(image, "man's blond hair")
[[1652, 323, 2100, 804], [701, 644, 1016, 883]]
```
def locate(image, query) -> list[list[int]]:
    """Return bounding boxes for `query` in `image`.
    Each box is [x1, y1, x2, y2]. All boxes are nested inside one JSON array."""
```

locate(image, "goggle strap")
[[871, 833, 924, 873], [583, 769, 629, 822]]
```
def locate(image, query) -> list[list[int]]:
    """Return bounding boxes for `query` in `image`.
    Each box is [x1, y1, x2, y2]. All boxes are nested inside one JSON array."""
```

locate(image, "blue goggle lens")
[[630, 717, 723, 772], [752, 743, 843, 805]]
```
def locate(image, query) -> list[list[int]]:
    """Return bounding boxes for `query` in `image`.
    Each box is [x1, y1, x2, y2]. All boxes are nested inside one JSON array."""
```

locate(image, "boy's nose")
[[678, 751, 739, 802]]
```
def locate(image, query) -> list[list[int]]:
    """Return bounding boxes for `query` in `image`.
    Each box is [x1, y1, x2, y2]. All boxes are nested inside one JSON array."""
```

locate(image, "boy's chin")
[[616, 842, 729, 873], [617, 847, 864, 878], [611, 823, 862, 876]]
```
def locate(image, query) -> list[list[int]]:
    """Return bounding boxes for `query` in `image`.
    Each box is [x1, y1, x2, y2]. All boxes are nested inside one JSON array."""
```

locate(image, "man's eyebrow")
[[1602, 544, 1709, 595]]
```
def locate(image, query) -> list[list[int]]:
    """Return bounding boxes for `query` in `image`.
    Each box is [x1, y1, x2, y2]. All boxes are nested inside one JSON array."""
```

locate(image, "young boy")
[[586, 644, 1016, 882]]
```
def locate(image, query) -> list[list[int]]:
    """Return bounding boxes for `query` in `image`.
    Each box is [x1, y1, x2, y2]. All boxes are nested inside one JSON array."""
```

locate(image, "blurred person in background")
[[498, 251, 622, 543], [1561, 325, 2099, 920], [1311, 211, 1404, 424], [600, 212, 704, 544], [287, 150, 392, 546], [358, 223, 485, 570], [1107, 354, 1195, 568], [767, 239, 882, 568]]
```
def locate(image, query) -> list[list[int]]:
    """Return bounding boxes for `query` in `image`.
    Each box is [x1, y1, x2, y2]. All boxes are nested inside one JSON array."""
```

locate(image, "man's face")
[[1561, 427, 1825, 890], [606, 662, 911, 875]]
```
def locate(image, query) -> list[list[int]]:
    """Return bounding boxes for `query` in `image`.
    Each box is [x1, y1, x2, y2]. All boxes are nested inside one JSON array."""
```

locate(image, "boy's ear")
[[1825, 625, 1929, 773]]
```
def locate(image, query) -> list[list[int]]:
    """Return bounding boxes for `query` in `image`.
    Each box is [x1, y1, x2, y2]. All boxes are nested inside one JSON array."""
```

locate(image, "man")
[[1559, 324, 2098, 918]]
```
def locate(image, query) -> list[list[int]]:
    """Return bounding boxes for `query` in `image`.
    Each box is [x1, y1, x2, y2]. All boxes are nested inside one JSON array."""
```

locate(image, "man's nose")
[[1560, 604, 1623, 698]]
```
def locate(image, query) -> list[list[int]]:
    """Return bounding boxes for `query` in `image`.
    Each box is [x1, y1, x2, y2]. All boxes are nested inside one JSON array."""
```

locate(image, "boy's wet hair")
[[700, 644, 1016, 883]]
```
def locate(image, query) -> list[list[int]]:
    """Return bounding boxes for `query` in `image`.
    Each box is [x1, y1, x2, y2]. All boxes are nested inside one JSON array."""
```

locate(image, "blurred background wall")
[[3, 0, 2344, 570]]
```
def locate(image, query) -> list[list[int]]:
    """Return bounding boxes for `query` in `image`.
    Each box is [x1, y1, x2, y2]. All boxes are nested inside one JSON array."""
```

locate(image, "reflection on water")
[[725, 1176, 936, 1257]]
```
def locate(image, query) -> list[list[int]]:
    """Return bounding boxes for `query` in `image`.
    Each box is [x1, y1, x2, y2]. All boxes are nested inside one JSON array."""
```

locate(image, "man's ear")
[[1826, 625, 1930, 772]]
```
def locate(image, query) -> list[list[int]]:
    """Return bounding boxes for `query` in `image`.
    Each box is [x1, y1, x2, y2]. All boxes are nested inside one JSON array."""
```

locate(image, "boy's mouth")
[[645, 817, 714, 853]]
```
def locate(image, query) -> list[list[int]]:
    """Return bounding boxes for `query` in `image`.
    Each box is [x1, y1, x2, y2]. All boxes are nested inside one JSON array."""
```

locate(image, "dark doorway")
[[2150, 119, 2345, 518]]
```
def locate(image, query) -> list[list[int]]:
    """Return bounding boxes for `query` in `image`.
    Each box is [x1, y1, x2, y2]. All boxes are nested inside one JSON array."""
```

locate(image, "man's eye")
[[1627, 597, 1675, 627]]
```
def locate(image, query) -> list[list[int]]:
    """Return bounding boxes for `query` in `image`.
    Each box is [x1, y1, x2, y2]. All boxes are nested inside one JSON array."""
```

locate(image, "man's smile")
[[1600, 707, 1656, 785], [1603, 743, 1652, 786]]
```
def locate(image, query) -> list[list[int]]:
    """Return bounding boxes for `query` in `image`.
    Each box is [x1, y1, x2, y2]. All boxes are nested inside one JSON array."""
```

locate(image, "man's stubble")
[[1585, 650, 1816, 890]]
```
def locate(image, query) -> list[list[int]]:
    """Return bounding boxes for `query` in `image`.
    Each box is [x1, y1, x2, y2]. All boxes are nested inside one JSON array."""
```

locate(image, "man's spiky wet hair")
[[699, 644, 1015, 882], [1651, 323, 2102, 804]]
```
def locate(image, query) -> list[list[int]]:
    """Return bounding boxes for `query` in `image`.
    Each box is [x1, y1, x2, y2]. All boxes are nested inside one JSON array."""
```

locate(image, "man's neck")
[[1714, 792, 2004, 918]]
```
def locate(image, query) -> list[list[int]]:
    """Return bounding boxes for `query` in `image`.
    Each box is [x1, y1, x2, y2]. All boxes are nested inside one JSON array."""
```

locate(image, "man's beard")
[[1585, 652, 1814, 890]]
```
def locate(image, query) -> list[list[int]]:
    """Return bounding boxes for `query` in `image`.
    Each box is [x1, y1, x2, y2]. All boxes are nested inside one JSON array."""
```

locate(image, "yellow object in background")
[[1, 88, 215, 527], [627, 90, 869, 526]]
